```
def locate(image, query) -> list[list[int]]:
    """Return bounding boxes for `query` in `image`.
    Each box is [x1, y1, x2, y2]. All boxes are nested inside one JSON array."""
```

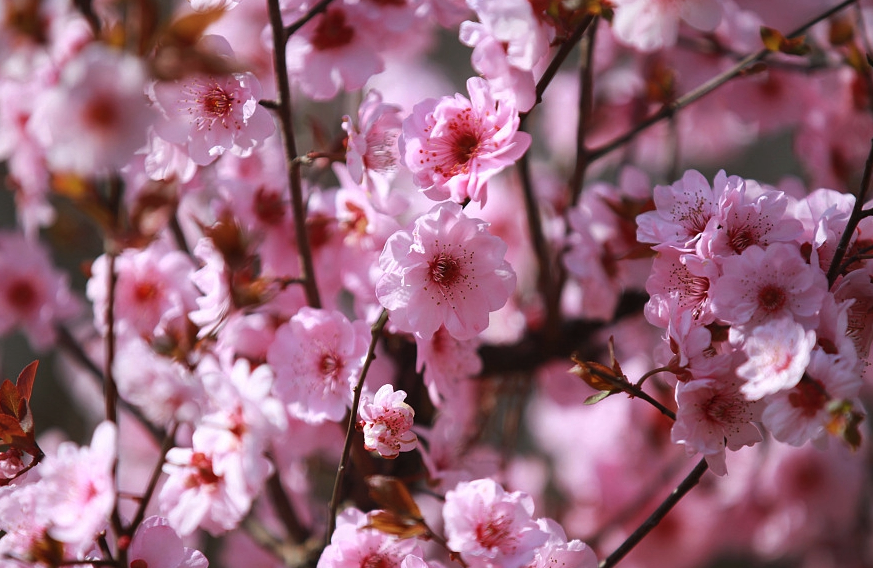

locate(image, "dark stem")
[[588, 365, 676, 421], [127, 422, 179, 534], [587, 0, 860, 162], [598, 458, 709, 568], [326, 309, 389, 544], [267, 0, 323, 309], [520, 14, 595, 124], [569, 20, 598, 205], [266, 469, 311, 543], [285, 0, 337, 38], [827, 138, 873, 286]]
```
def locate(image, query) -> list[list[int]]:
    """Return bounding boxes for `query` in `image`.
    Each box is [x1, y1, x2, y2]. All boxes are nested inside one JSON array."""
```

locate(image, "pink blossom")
[[40, 421, 117, 549], [400, 77, 531, 205], [267, 307, 370, 423], [0, 231, 79, 351], [645, 246, 718, 326], [415, 325, 482, 406], [318, 507, 422, 568], [672, 378, 763, 475], [443, 478, 548, 568], [710, 243, 827, 329], [342, 90, 402, 187], [528, 518, 598, 568], [636, 169, 722, 249], [359, 384, 417, 458], [735, 316, 817, 401], [152, 36, 275, 166], [29, 43, 154, 175], [285, 3, 384, 100], [376, 202, 517, 341], [611, 0, 724, 52], [127, 516, 208, 568]]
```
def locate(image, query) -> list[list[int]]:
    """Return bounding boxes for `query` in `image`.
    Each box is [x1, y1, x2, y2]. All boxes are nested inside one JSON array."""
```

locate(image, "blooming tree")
[[1, 1, 873, 568]]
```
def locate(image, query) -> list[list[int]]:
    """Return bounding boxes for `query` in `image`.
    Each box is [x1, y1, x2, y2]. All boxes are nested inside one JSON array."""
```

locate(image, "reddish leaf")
[[367, 510, 429, 539], [16, 360, 38, 401], [0, 380, 20, 419], [366, 475, 422, 519]]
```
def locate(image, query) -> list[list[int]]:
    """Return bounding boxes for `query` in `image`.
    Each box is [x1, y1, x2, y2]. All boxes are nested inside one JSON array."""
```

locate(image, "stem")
[[598, 458, 709, 568], [520, 15, 595, 124], [267, 0, 322, 309], [127, 423, 179, 534], [425, 528, 470, 568], [587, 0, 860, 162], [285, 0, 337, 38], [266, 470, 310, 543], [569, 20, 598, 206], [827, 138, 873, 286], [326, 309, 389, 544], [588, 365, 676, 421]]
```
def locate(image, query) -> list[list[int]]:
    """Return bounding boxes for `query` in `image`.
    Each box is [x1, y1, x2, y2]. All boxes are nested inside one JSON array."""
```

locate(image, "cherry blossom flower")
[[267, 307, 370, 423], [376, 202, 517, 341], [319, 507, 423, 568], [636, 169, 723, 249], [127, 516, 209, 568], [415, 325, 482, 406], [734, 316, 817, 401], [672, 377, 763, 475], [710, 243, 828, 329], [152, 36, 275, 166], [29, 43, 154, 175], [528, 518, 598, 568], [342, 90, 402, 187], [611, 0, 724, 52], [0, 231, 79, 351], [400, 77, 531, 205], [443, 478, 548, 568], [359, 384, 417, 458]]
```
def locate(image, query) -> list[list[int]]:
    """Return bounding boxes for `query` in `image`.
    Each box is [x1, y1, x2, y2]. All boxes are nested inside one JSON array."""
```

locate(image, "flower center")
[[133, 281, 159, 303], [202, 85, 234, 118], [475, 514, 513, 550], [788, 378, 828, 417], [451, 130, 480, 166], [311, 8, 355, 51], [429, 252, 462, 286], [757, 284, 787, 313], [189, 452, 220, 486], [320, 353, 342, 383], [7, 279, 36, 310]]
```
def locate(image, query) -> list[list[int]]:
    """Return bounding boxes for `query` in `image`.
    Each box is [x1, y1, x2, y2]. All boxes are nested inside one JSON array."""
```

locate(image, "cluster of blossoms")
[[1, 0, 873, 567]]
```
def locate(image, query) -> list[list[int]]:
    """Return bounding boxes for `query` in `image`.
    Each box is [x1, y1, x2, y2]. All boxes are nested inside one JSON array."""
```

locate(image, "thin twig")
[[520, 15, 595, 124], [285, 0, 337, 39], [268, 0, 322, 309], [569, 20, 598, 205], [587, 0, 861, 162], [587, 365, 676, 421], [598, 458, 709, 568], [266, 469, 310, 544], [326, 309, 389, 544], [127, 422, 179, 534], [827, 138, 873, 286]]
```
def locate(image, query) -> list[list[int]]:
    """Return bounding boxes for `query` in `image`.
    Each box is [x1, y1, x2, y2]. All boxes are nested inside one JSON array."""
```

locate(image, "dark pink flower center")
[[130, 560, 148, 568], [475, 514, 513, 550], [311, 9, 354, 51], [727, 226, 755, 254], [133, 281, 159, 303], [788, 378, 828, 417], [320, 353, 343, 382], [84, 94, 119, 130], [757, 284, 787, 313], [702, 393, 740, 424], [254, 187, 286, 226], [202, 86, 234, 118], [361, 552, 392, 568], [7, 279, 36, 310], [429, 253, 462, 286], [188, 452, 220, 486]]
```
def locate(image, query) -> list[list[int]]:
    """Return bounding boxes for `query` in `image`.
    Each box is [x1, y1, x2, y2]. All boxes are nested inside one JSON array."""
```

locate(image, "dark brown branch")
[[587, 0, 860, 163], [598, 458, 709, 568], [268, 0, 323, 309], [285, 0, 337, 39], [127, 423, 179, 535], [267, 470, 311, 543], [569, 20, 598, 206], [828, 139, 873, 286], [586, 364, 676, 421], [327, 309, 389, 543]]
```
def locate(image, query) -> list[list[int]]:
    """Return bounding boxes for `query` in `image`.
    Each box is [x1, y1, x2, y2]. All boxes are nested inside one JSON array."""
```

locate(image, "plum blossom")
[[342, 90, 402, 187], [359, 384, 417, 458], [0, 231, 79, 351], [415, 325, 482, 406], [710, 243, 828, 329], [29, 44, 155, 175], [735, 316, 817, 401], [267, 307, 370, 423], [672, 377, 763, 475], [443, 478, 548, 568], [400, 77, 531, 205], [152, 36, 275, 166], [319, 507, 423, 568], [636, 169, 723, 249], [528, 518, 598, 568], [611, 0, 724, 52], [376, 202, 516, 341], [127, 516, 209, 568]]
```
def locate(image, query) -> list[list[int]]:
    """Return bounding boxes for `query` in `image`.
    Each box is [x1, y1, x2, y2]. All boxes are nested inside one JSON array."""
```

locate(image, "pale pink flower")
[[645, 246, 718, 326], [41, 421, 117, 549], [188, 0, 239, 11], [318, 507, 422, 568], [359, 384, 417, 459], [528, 518, 598, 568], [636, 169, 722, 249], [611, 0, 724, 52], [376, 202, 517, 341], [672, 378, 763, 476], [267, 307, 370, 423], [127, 516, 208, 568], [342, 90, 402, 186], [710, 243, 828, 329], [285, 2, 384, 100], [735, 316, 817, 401], [0, 231, 80, 351], [152, 36, 275, 166], [415, 325, 482, 406], [29, 43, 154, 175], [189, 237, 233, 337], [400, 77, 531, 205], [443, 478, 548, 568]]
